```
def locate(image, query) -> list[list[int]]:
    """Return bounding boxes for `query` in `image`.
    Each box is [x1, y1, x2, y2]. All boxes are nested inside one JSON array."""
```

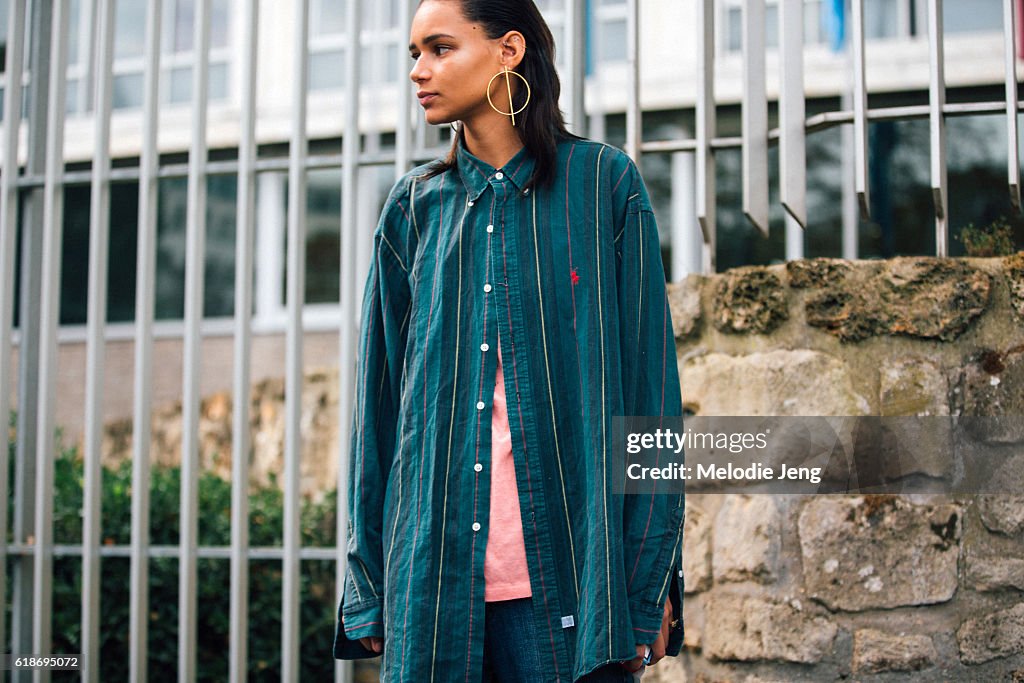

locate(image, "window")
[[309, 0, 402, 91], [62, 0, 232, 114]]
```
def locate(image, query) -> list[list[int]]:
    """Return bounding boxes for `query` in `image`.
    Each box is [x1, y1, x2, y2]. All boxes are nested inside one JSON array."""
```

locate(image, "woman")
[[333, 0, 684, 680]]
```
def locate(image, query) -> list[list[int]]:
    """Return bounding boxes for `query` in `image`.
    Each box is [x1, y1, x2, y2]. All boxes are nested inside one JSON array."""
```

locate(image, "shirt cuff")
[[333, 598, 384, 660]]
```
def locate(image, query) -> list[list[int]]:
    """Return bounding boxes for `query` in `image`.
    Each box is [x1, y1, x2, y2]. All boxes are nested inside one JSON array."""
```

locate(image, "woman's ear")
[[498, 31, 527, 69]]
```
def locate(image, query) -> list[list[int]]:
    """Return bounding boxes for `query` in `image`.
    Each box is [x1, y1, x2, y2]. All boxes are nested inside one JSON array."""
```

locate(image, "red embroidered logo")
[[570, 267, 579, 286]]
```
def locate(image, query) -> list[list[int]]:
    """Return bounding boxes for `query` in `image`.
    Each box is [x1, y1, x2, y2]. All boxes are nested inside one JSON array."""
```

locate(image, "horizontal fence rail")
[[0, 0, 1020, 681]]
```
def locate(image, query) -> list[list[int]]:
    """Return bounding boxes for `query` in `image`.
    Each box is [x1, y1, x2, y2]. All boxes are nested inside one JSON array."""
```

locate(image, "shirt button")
[[477, 401, 485, 410], [523, 188, 530, 195], [472, 522, 481, 532], [495, 172, 504, 180], [474, 463, 483, 472], [484, 283, 492, 293], [468, 199, 474, 207], [486, 224, 494, 233], [480, 342, 489, 351]]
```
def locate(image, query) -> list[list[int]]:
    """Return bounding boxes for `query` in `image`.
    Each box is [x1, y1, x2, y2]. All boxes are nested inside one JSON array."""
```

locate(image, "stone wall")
[[647, 254, 1024, 682]]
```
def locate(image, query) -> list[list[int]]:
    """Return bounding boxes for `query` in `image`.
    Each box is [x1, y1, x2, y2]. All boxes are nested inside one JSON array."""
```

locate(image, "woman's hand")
[[621, 596, 673, 672], [359, 636, 383, 654]]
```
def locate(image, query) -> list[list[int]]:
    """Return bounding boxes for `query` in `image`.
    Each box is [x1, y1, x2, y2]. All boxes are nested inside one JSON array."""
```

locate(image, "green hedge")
[[5, 420, 342, 681]]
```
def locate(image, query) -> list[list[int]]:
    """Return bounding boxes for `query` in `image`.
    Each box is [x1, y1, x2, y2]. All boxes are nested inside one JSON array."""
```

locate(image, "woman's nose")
[[410, 59, 426, 84]]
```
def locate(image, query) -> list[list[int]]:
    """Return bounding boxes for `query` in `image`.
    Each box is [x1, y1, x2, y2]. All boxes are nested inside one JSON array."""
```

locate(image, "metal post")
[[695, 0, 716, 273], [928, 0, 947, 255], [0, 0, 27, 667], [179, 1, 212, 680], [742, 0, 769, 236], [779, 0, 806, 230], [336, 0, 363, 679], [229, 1, 258, 680], [129, 1, 162, 678], [851, 0, 871, 220], [32, 3, 67, 682], [565, 0, 587, 137], [625, 0, 641, 166], [282, 0, 309, 680], [1005, 0, 1021, 212]]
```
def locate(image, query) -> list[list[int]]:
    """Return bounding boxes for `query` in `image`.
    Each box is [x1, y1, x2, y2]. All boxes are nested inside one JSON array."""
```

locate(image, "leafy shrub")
[[956, 216, 1017, 257], [6, 421, 342, 682]]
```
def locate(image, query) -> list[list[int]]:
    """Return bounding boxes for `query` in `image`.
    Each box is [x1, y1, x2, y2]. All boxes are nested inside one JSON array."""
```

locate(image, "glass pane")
[[209, 61, 228, 100], [599, 18, 626, 62], [169, 65, 191, 102], [65, 78, 78, 114], [173, 0, 194, 52], [944, 0, 1001, 34], [314, 0, 345, 35], [211, 0, 230, 48], [310, 49, 345, 90], [865, 0, 899, 39], [68, 0, 81, 66], [113, 72, 144, 109], [766, 4, 779, 49], [727, 7, 741, 52], [305, 169, 341, 304], [804, 0, 824, 44], [115, 0, 147, 59]]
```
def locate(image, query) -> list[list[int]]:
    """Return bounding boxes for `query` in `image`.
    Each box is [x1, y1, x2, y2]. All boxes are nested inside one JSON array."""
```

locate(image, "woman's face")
[[408, 1, 519, 126]]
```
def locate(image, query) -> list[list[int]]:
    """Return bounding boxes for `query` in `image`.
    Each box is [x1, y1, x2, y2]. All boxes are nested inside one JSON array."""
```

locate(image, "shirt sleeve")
[[613, 160, 686, 656], [334, 189, 412, 660]]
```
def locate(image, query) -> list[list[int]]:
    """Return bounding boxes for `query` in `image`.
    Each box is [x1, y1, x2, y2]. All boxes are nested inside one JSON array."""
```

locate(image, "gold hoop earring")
[[486, 66, 531, 127]]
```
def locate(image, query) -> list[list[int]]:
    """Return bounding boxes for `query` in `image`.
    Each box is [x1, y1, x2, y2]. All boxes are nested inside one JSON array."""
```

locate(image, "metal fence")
[[0, 0, 1020, 682]]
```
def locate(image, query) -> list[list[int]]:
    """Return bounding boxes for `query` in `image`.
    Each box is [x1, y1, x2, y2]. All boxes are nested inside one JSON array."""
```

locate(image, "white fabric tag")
[[561, 615, 575, 628]]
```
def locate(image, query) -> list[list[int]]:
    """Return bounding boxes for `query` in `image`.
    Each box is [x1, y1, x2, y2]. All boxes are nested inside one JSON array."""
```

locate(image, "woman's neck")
[[461, 116, 524, 170]]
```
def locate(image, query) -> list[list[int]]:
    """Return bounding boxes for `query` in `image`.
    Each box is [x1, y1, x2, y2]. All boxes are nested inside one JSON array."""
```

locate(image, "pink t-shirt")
[[483, 338, 533, 601]]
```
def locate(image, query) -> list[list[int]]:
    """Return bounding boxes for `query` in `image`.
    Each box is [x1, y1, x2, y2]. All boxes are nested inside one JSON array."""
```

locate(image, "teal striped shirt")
[[333, 136, 685, 682]]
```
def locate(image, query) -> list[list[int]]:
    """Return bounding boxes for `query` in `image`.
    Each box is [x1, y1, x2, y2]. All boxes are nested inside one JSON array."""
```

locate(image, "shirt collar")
[[455, 137, 536, 201]]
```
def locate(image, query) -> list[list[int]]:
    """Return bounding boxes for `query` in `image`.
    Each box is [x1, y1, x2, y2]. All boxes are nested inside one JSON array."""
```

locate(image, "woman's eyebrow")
[[409, 33, 456, 51]]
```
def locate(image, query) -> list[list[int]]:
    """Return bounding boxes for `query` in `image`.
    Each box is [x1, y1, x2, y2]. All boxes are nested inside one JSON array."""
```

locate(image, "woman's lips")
[[417, 92, 437, 105]]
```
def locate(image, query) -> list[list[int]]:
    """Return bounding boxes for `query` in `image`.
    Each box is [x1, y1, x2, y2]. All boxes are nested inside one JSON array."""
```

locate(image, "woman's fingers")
[[358, 636, 383, 653], [619, 643, 646, 673]]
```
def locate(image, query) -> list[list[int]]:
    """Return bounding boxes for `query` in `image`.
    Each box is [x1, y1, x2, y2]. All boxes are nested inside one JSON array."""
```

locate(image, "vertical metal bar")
[[179, 1, 211, 680], [565, 0, 586, 136], [1005, 0, 1020, 211], [230, 1, 258, 681], [779, 0, 806, 230], [282, 1, 309, 680], [395, 0, 413, 176], [928, 0, 947, 255], [851, 0, 871, 220], [742, 0, 769, 236], [82, 0, 115, 678], [695, 0, 716, 273], [14, 1, 51, 669], [0, 0, 27, 663], [336, 0, 362, 679], [129, 2, 162, 680], [625, 0, 641, 166], [32, 4, 67, 681]]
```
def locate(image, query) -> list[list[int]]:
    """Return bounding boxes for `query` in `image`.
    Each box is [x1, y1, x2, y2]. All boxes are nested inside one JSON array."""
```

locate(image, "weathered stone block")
[[852, 628, 936, 673], [668, 273, 704, 341], [786, 257, 850, 289], [712, 495, 779, 584], [681, 350, 871, 416], [798, 496, 961, 610], [979, 495, 1024, 535], [711, 268, 788, 335], [805, 257, 991, 342], [879, 357, 949, 417], [957, 602, 1024, 664], [683, 501, 712, 593], [955, 347, 1024, 443], [966, 555, 1024, 592], [703, 594, 837, 663], [1007, 252, 1024, 320]]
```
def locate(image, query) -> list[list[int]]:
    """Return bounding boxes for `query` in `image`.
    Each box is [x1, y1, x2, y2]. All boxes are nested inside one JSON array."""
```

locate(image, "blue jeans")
[[482, 597, 634, 683]]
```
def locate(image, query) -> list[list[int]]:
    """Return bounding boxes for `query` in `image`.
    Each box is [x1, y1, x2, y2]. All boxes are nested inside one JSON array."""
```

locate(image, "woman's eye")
[[435, 45, 451, 55], [410, 52, 420, 60]]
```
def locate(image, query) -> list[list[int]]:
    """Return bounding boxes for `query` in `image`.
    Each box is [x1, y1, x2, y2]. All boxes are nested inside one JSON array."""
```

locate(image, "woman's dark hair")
[[416, 0, 583, 191]]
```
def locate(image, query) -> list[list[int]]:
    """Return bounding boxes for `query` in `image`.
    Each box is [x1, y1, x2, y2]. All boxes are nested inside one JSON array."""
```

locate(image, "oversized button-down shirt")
[[333, 136, 685, 682]]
